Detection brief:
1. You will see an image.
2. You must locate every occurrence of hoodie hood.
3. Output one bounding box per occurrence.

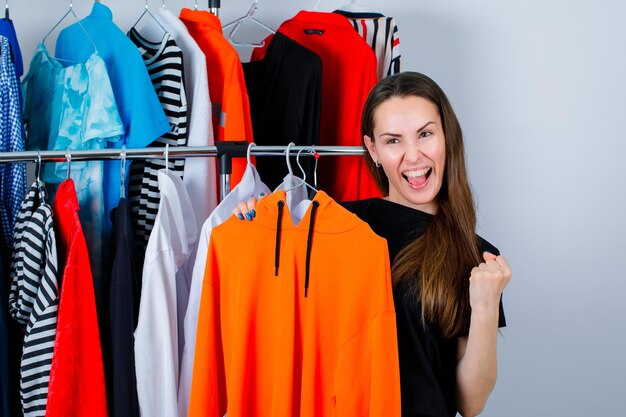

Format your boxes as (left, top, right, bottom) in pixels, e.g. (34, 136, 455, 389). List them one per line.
(255, 190, 363, 234)
(256, 190, 365, 298)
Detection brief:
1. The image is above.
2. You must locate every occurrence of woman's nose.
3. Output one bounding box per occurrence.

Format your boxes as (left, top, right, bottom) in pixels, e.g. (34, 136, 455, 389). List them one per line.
(404, 141, 422, 162)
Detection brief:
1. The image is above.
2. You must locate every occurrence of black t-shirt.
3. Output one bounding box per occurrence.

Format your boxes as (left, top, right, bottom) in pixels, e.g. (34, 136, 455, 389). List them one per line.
(340, 198, 506, 417)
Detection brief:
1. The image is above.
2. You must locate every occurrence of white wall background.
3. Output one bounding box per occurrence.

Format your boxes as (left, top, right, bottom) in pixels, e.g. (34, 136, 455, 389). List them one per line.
(10, 0, 626, 415)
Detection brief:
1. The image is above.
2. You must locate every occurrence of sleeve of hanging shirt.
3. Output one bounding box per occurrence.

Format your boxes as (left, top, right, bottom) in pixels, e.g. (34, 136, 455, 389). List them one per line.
(188, 234, 227, 417)
(125, 48, 171, 148)
(334, 240, 401, 417)
(134, 216, 180, 417)
(220, 58, 254, 187)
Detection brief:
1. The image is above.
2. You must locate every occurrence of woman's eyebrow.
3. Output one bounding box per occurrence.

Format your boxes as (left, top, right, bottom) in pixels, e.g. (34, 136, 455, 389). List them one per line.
(380, 121, 434, 137)
(416, 121, 435, 132)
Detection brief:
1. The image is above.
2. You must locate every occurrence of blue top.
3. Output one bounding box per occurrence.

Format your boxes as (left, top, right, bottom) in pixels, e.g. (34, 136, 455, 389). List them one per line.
(0, 19, 22, 78)
(54, 2, 170, 237)
(0, 36, 25, 252)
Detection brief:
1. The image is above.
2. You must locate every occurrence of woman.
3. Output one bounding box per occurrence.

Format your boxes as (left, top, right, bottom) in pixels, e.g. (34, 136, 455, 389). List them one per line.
(235, 71, 511, 417)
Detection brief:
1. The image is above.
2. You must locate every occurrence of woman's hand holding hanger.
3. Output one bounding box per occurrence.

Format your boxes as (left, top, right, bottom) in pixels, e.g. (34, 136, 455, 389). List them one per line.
(233, 194, 265, 221)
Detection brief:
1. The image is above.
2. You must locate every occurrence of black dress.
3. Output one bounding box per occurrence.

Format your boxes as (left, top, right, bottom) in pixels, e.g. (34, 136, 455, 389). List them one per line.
(341, 198, 506, 417)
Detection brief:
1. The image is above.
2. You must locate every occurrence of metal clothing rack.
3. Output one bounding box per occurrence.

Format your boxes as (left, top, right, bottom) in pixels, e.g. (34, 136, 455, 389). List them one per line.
(0, 143, 367, 199)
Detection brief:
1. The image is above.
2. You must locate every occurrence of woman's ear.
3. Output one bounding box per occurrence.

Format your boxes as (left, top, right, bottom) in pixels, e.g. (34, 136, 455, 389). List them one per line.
(363, 135, 378, 162)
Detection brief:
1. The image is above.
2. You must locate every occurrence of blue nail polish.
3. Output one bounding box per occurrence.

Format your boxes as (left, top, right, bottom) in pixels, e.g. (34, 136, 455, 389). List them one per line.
(245, 213, 251, 221)
(237, 213, 244, 220)
(250, 209, 256, 218)
(260, 192, 265, 197)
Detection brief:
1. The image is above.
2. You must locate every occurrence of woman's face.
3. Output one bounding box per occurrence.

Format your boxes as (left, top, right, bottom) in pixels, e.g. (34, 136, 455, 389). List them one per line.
(364, 95, 446, 214)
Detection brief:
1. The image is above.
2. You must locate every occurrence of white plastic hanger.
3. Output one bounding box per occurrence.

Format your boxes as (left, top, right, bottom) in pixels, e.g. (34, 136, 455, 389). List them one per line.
(299, 147, 319, 190)
(285, 147, 318, 194)
(131, 0, 167, 34)
(281, 145, 319, 225)
(43, 1, 98, 56)
(222, 0, 275, 48)
(285, 142, 295, 177)
(246, 142, 256, 165)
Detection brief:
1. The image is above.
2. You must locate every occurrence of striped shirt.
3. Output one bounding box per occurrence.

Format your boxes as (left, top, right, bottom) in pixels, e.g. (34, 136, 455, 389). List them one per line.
(128, 29, 188, 256)
(8, 180, 59, 417)
(334, 9, 401, 79)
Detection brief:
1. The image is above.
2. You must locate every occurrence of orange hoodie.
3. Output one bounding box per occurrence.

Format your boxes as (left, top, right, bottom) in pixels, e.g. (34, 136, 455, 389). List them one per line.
(180, 8, 253, 188)
(189, 190, 400, 417)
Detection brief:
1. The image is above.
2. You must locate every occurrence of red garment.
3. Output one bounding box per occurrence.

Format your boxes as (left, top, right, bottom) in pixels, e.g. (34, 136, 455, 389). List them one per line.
(180, 8, 254, 189)
(253, 11, 381, 201)
(46, 180, 108, 417)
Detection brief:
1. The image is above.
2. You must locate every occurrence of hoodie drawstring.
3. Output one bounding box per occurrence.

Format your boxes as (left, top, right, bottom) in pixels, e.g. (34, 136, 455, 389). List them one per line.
(304, 201, 320, 298)
(275, 201, 285, 276)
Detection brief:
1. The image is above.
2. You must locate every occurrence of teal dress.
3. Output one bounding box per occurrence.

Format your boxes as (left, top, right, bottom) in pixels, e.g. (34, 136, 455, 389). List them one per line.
(22, 43, 124, 285)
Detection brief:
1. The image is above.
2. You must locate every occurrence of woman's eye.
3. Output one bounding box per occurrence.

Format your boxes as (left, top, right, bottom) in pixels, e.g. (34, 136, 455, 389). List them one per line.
(385, 138, 399, 144)
(420, 131, 432, 138)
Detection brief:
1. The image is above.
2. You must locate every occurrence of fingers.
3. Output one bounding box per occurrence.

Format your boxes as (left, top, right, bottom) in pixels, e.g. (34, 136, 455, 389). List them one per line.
(493, 254, 511, 274)
(483, 251, 497, 262)
(473, 253, 512, 288)
(232, 194, 265, 221)
(233, 200, 251, 220)
(493, 255, 512, 285)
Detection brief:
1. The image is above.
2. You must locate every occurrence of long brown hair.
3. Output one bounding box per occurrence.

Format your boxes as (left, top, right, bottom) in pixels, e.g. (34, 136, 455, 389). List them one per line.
(362, 72, 481, 337)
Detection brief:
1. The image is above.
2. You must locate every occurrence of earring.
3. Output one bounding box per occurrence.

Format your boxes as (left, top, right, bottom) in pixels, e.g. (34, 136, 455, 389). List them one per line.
(375, 160, 380, 168)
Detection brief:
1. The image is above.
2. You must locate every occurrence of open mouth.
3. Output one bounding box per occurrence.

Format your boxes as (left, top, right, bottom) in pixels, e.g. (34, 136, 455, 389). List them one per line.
(402, 168, 432, 188)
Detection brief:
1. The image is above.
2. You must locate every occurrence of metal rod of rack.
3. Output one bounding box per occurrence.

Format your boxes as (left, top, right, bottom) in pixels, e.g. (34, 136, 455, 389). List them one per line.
(0, 145, 366, 163)
(0, 145, 368, 197)
(209, 0, 220, 16)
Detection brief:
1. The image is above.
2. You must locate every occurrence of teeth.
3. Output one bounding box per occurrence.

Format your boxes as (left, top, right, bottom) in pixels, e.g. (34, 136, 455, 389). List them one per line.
(403, 168, 431, 177)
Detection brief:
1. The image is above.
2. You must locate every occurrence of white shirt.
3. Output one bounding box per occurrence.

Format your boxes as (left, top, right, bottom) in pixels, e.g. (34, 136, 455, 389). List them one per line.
(142, 9, 218, 223)
(178, 162, 270, 417)
(135, 170, 199, 417)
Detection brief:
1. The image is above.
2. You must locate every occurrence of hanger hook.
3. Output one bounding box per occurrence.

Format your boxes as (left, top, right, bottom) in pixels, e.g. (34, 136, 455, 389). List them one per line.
(296, 148, 308, 184)
(120, 145, 127, 198)
(162, 0, 166, 8)
(312, 147, 319, 188)
(194, 0, 198, 10)
(164, 143, 170, 172)
(285, 142, 294, 176)
(246, 142, 256, 165)
(65, 147, 72, 179)
(35, 149, 42, 182)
